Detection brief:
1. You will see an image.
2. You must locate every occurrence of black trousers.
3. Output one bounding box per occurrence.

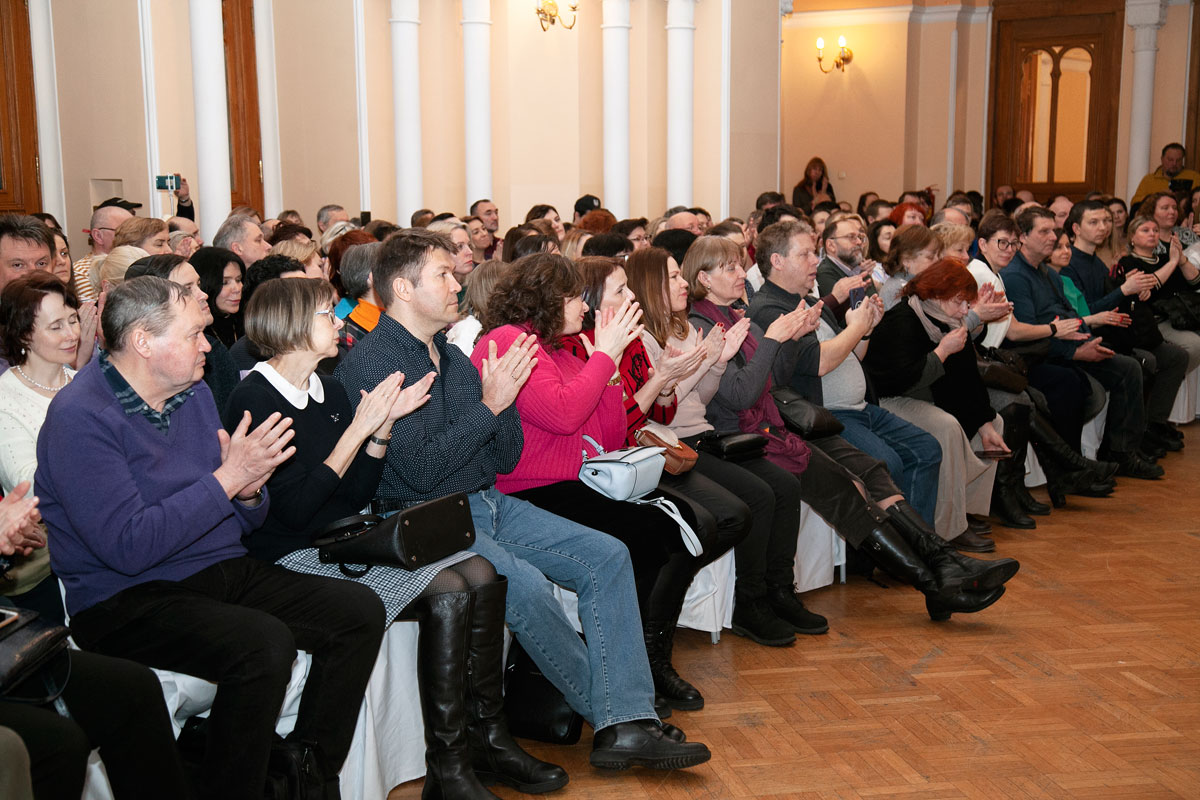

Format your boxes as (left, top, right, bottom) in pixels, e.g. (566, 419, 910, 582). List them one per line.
(1075, 352, 1145, 453)
(1027, 362, 1091, 449)
(802, 435, 902, 547)
(0, 650, 188, 800)
(69, 557, 386, 800)
(1135, 340, 1189, 424)
(677, 446, 802, 598)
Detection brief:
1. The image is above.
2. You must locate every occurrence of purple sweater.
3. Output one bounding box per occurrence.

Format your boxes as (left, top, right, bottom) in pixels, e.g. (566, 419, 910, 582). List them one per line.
(35, 361, 268, 616)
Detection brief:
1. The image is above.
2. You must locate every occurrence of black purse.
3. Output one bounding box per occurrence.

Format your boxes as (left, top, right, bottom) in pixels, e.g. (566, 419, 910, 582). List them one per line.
(0, 607, 72, 704)
(502, 638, 583, 745)
(694, 431, 768, 462)
(770, 386, 844, 439)
(313, 493, 475, 577)
(976, 347, 1029, 393)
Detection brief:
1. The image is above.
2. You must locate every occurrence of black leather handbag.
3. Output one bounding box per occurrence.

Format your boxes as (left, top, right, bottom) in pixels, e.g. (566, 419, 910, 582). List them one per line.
(0, 607, 72, 704)
(313, 493, 475, 577)
(694, 431, 768, 462)
(770, 386, 844, 439)
(502, 638, 583, 745)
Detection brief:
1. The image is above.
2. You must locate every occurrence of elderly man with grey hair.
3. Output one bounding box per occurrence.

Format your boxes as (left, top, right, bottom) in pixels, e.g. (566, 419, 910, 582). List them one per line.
(72, 204, 133, 302)
(213, 214, 271, 268)
(34, 276, 385, 798)
(316, 204, 349, 234)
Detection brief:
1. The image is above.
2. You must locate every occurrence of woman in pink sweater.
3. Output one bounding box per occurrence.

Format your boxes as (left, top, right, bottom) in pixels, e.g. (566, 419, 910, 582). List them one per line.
(470, 253, 712, 714)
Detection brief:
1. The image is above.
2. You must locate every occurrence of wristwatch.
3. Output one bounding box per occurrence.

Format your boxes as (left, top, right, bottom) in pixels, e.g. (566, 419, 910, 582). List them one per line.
(1049, 321, 1058, 336)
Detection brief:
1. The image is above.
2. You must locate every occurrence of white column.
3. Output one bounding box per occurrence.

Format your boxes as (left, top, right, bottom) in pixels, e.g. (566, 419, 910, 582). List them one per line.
(253, 0, 284, 218)
(189, 0, 232, 241)
(718, 0, 732, 219)
(461, 0, 492, 211)
(602, 0, 631, 219)
(353, 0, 372, 216)
(27, 0, 66, 226)
(390, 0, 423, 224)
(665, 0, 696, 209)
(1125, 0, 1167, 198)
(137, 0, 161, 218)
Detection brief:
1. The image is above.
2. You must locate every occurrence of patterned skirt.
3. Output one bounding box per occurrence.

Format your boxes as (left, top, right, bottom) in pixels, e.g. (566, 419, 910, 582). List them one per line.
(276, 547, 477, 620)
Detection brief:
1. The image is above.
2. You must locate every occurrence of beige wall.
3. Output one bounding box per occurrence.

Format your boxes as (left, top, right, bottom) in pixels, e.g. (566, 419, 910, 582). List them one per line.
(731, 2, 784, 218)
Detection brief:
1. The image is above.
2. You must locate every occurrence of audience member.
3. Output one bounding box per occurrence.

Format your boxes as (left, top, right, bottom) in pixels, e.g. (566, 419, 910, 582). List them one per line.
(73, 204, 133, 302)
(792, 157, 836, 213)
(214, 213, 272, 268)
(316, 204, 349, 234)
(524, 205, 566, 241)
(1131, 143, 1200, 207)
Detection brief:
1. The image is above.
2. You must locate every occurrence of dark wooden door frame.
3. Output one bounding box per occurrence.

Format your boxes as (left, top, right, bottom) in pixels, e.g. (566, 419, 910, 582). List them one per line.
(988, 0, 1124, 202)
(1186, 1, 1199, 166)
(0, 0, 42, 214)
(222, 0, 264, 216)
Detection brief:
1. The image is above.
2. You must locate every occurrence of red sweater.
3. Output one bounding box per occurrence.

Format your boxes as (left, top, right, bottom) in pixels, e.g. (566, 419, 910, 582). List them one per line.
(565, 333, 676, 446)
(471, 324, 624, 493)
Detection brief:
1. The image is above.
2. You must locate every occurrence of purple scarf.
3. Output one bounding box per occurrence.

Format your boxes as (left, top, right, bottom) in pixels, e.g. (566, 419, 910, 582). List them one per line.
(690, 299, 810, 474)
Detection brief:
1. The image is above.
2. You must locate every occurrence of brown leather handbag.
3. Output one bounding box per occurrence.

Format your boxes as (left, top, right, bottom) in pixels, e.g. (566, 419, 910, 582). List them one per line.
(634, 422, 699, 475)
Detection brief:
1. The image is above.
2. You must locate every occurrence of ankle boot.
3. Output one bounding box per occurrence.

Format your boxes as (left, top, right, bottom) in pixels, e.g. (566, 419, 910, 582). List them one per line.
(464, 578, 568, 794)
(925, 585, 1007, 621)
(1029, 410, 1118, 481)
(417, 591, 501, 800)
(885, 501, 1020, 593)
(992, 404, 1039, 528)
(644, 622, 703, 710)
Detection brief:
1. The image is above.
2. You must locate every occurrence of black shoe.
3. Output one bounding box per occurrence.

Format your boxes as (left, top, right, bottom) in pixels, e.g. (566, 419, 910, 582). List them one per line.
(766, 586, 829, 635)
(1115, 452, 1164, 480)
(590, 720, 711, 770)
(731, 597, 796, 647)
(661, 723, 686, 742)
(653, 694, 672, 720)
(990, 485, 1036, 529)
(885, 502, 1019, 593)
(950, 529, 996, 553)
(1149, 421, 1184, 442)
(1016, 485, 1051, 516)
(1144, 427, 1183, 452)
(925, 585, 1007, 621)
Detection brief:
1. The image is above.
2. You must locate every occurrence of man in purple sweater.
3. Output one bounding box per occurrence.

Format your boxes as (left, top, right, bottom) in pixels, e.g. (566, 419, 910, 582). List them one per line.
(35, 277, 385, 799)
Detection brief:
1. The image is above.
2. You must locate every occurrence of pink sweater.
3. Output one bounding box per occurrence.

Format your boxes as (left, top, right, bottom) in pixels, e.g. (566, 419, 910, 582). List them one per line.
(471, 324, 625, 493)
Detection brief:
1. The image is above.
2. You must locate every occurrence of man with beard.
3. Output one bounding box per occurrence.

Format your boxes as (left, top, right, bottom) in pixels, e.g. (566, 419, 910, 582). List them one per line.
(816, 216, 877, 302)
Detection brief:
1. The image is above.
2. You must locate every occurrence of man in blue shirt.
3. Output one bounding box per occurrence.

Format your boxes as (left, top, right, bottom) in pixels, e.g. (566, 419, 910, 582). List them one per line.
(1001, 207, 1162, 479)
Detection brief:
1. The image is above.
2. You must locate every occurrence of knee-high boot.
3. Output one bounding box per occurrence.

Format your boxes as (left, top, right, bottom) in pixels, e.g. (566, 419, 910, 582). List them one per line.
(464, 578, 568, 794)
(886, 501, 1020, 593)
(1028, 409, 1117, 507)
(992, 404, 1038, 528)
(643, 553, 706, 711)
(417, 591, 500, 800)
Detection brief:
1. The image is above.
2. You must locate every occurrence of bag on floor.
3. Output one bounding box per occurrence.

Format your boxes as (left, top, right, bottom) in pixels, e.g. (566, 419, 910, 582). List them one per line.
(502, 638, 583, 745)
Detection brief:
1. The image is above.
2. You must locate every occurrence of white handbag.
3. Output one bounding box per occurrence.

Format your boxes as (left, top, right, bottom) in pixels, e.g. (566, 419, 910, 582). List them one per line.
(578, 435, 703, 557)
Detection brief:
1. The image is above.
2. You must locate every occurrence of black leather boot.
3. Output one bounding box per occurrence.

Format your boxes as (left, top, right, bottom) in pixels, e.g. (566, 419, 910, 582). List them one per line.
(859, 526, 939, 593)
(644, 621, 704, 711)
(465, 578, 568, 794)
(1029, 410, 1119, 481)
(417, 591, 501, 800)
(886, 501, 1020, 593)
(992, 404, 1038, 528)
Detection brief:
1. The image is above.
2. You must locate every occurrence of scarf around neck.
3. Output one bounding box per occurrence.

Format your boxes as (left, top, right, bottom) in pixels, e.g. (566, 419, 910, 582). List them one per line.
(908, 294, 963, 344)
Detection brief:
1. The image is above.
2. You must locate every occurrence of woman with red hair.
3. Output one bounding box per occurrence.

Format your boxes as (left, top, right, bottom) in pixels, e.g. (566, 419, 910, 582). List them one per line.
(888, 202, 928, 229)
(863, 260, 1010, 554)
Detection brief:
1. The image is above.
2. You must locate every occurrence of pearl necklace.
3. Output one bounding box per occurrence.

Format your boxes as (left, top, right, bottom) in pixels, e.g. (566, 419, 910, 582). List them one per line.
(14, 364, 70, 392)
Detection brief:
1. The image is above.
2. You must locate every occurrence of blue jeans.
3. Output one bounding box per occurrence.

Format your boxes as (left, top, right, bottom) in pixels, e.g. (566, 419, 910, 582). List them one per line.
(465, 488, 655, 730)
(832, 404, 941, 526)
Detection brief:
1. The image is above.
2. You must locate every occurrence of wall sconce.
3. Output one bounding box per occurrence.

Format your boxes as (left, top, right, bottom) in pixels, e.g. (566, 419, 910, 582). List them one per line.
(536, 0, 577, 31)
(816, 36, 853, 73)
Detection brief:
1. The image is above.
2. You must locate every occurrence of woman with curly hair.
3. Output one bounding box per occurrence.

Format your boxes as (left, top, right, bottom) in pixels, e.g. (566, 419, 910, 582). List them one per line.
(471, 253, 713, 711)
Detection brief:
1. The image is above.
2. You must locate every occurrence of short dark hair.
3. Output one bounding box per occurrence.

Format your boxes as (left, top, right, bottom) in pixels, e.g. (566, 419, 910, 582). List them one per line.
(1015, 206, 1055, 235)
(759, 204, 805, 232)
(483, 253, 582, 344)
(524, 204, 558, 224)
(687, 207, 711, 219)
(244, 253, 305, 303)
(581, 232, 633, 257)
(469, 199, 493, 216)
(611, 218, 648, 238)
(125, 253, 187, 281)
(410, 208, 434, 227)
(755, 191, 785, 210)
(268, 222, 313, 246)
(865, 199, 893, 219)
(0, 214, 54, 257)
(509, 234, 558, 261)
(373, 228, 455, 306)
(102, 276, 189, 353)
(0, 272, 79, 365)
(976, 209, 1019, 242)
(1163, 142, 1186, 157)
(706, 221, 742, 238)
(651, 229, 697, 267)
(1065, 199, 1107, 240)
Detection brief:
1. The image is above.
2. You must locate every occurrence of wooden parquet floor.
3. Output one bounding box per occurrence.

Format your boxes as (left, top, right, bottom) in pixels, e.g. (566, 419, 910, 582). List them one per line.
(389, 426, 1200, 799)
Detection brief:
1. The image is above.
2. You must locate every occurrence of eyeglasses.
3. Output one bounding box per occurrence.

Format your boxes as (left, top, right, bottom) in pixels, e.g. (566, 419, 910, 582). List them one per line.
(832, 233, 867, 242)
(314, 309, 335, 319)
(991, 238, 1019, 251)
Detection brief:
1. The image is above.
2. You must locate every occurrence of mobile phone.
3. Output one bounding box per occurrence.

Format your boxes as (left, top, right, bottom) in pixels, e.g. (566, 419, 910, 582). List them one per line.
(974, 449, 1014, 460)
(155, 174, 180, 192)
(849, 286, 867, 309)
(0, 607, 19, 632)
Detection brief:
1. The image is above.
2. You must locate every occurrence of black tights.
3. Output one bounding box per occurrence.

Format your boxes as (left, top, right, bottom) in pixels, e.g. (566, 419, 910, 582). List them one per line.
(406, 555, 498, 611)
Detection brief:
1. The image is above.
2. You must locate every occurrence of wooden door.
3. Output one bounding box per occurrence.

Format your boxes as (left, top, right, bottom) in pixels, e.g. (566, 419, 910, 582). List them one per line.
(989, 0, 1124, 201)
(0, 0, 42, 214)
(222, 0, 264, 215)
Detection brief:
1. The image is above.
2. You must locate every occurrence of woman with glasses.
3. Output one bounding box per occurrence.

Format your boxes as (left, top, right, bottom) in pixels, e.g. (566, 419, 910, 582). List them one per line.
(879, 225, 941, 310)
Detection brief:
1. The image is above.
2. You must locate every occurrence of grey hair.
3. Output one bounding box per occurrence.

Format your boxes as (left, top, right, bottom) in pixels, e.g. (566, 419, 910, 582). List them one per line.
(339, 241, 380, 301)
(212, 214, 257, 251)
(317, 204, 345, 228)
(101, 276, 190, 353)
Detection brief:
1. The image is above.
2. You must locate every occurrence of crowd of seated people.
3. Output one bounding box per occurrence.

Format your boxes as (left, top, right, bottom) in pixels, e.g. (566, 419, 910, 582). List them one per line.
(2, 144, 1200, 796)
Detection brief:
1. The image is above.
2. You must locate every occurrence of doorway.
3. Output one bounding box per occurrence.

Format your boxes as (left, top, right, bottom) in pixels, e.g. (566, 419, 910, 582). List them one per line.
(222, 0, 264, 215)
